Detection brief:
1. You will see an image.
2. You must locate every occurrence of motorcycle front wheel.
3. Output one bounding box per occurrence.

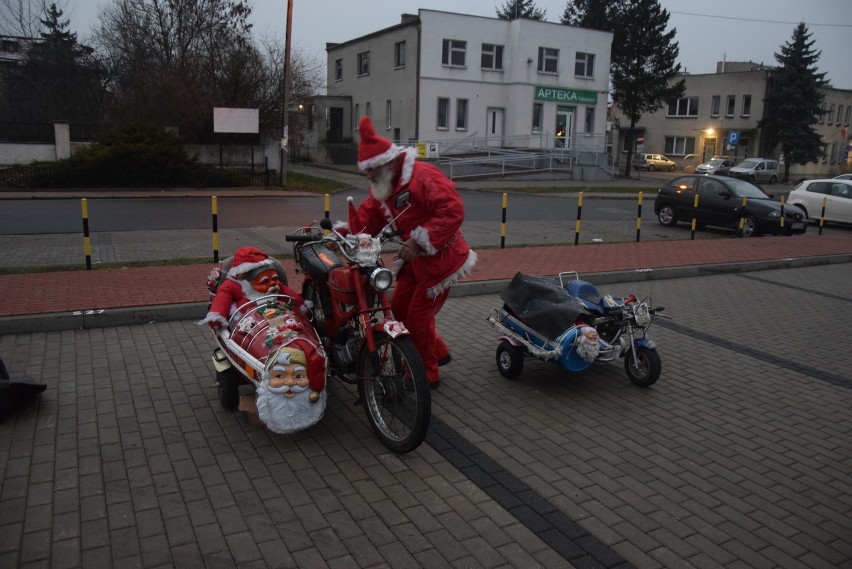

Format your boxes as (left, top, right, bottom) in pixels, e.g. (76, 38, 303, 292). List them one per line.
(624, 346, 661, 387)
(357, 333, 430, 453)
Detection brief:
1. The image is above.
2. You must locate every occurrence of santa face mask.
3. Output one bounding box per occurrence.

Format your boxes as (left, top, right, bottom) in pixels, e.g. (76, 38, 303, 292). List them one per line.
(256, 348, 326, 434)
(251, 269, 281, 295)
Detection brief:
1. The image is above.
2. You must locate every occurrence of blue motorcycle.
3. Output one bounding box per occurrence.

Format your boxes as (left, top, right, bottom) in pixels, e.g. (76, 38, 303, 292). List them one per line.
(486, 272, 666, 387)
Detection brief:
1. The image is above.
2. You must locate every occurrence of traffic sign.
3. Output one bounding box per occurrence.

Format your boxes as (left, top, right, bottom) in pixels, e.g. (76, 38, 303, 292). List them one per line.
(728, 131, 740, 146)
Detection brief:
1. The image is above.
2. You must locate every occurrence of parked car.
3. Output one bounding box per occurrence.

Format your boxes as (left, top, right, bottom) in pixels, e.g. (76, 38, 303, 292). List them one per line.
(632, 153, 677, 172)
(786, 178, 852, 225)
(695, 158, 735, 176)
(654, 175, 807, 237)
(833, 173, 852, 180)
(728, 158, 779, 184)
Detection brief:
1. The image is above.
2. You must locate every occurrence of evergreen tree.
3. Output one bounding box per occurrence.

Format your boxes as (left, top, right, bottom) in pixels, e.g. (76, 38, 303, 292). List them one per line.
(758, 23, 826, 183)
(562, 0, 684, 176)
(495, 0, 546, 20)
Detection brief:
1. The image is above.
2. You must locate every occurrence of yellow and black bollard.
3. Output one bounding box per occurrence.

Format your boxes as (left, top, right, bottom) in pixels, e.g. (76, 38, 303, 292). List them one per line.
(819, 196, 827, 235)
(779, 195, 785, 231)
(635, 191, 643, 242)
(211, 196, 219, 263)
(81, 198, 92, 270)
(738, 196, 748, 236)
(574, 192, 583, 245)
(324, 193, 331, 221)
(690, 194, 699, 240)
(500, 193, 508, 249)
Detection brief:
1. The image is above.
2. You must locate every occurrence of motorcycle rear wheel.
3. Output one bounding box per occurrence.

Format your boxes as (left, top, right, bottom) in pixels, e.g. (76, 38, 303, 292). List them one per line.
(624, 346, 661, 387)
(357, 333, 430, 453)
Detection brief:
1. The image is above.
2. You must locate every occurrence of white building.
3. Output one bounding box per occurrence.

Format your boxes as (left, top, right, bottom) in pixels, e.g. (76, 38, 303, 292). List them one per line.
(304, 9, 613, 169)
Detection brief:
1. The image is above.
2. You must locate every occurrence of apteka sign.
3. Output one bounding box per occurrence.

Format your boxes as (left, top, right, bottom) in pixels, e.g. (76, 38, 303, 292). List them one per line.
(534, 86, 597, 105)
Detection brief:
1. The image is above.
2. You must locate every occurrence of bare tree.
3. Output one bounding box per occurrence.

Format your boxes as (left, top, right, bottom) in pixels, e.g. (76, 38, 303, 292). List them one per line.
(0, 0, 49, 36)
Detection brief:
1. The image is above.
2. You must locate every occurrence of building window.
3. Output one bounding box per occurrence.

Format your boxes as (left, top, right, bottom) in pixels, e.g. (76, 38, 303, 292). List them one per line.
(827, 104, 834, 124)
(575, 52, 594, 78)
(394, 41, 406, 68)
(456, 99, 468, 130)
(357, 51, 369, 76)
(837, 105, 843, 125)
(710, 95, 720, 117)
(584, 107, 594, 133)
(365, 102, 371, 117)
(664, 136, 696, 156)
(667, 97, 698, 117)
(442, 39, 466, 67)
(741, 95, 751, 117)
(532, 103, 543, 133)
(846, 106, 851, 125)
(334, 59, 342, 81)
(537, 47, 558, 73)
(307, 105, 314, 130)
(481, 43, 504, 70)
(725, 95, 735, 117)
(437, 98, 450, 129)
(354, 103, 359, 127)
(386, 100, 392, 130)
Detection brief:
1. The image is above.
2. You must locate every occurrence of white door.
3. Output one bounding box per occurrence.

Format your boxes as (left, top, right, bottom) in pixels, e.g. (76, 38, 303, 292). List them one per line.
(555, 107, 574, 148)
(486, 108, 504, 147)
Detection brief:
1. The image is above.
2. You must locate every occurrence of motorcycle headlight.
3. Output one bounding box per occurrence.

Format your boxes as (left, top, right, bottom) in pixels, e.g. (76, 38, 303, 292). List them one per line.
(370, 267, 393, 291)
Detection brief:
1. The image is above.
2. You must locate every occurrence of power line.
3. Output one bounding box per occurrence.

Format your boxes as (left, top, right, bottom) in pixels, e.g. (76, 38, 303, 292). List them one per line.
(669, 10, 852, 28)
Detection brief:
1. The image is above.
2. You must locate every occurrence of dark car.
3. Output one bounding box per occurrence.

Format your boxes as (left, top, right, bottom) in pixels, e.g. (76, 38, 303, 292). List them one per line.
(654, 175, 807, 237)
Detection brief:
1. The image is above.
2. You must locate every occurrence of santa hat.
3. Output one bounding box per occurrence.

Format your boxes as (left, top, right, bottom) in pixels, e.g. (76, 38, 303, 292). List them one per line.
(264, 342, 326, 394)
(227, 246, 273, 278)
(357, 116, 401, 171)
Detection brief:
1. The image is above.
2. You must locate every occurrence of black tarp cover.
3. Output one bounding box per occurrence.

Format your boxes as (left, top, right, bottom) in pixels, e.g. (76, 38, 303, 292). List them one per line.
(500, 273, 594, 340)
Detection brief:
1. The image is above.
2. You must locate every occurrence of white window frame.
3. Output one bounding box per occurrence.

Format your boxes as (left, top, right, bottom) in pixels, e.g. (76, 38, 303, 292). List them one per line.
(442, 39, 466, 67)
(357, 51, 369, 76)
(386, 100, 392, 130)
(537, 47, 558, 73)
(837, 105, 843, 125)
(455, 99, 468, 130)
(394, 41, 406, 69)
(365, 102, 371, 118)
(575, 52, 594, 78)
(481, 43, 504, 71)
(334, 59, 342, 81)
(725, 95, 735, 117)
(710, 95, 720, 117)
(741, 95, 751, 118)
(437, 97, 450, 129)
(827, 104, 834, 124)
(667, 97, 698, 117)
(584, 107, 595, 133)
(664, 136, 695, 156)
(532, 103, 543, 133)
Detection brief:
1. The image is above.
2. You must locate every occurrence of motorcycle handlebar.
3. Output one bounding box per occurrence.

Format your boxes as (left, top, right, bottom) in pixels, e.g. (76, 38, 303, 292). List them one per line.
(284, 234, 319, 242)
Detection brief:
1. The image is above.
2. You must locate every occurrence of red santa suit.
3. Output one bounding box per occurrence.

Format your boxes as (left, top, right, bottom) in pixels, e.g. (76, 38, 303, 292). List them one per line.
(349, 117, 477, 386)
(199, 246, 304, 330)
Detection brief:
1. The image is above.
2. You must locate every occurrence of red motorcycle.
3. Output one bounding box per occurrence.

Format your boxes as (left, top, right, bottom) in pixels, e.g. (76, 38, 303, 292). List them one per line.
(285, 217, 430, 453)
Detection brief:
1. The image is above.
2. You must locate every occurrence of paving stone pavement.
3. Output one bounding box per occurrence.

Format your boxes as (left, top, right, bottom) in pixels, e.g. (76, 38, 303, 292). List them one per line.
(2, 261, 852, 568)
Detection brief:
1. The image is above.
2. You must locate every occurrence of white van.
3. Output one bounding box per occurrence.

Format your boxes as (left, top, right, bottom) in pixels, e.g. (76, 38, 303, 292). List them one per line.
(729, 158, 779, 184)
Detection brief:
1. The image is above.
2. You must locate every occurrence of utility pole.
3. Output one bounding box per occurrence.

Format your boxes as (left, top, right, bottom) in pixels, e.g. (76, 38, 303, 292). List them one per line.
(281, 0, 293, 188)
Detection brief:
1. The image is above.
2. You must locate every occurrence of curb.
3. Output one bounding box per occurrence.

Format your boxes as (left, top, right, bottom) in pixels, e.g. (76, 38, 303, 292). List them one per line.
(3, 253, 849, 335)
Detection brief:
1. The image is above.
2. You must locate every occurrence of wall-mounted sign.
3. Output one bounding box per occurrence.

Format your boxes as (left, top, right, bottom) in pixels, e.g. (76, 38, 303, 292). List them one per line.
(534, 86, 598, 105)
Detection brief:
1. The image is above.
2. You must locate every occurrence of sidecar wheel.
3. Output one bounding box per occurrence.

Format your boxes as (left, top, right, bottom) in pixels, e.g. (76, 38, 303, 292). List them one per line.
(496, 341, 524, 380)
(624, 346, 661, 387)
(217, 368, 240, 410)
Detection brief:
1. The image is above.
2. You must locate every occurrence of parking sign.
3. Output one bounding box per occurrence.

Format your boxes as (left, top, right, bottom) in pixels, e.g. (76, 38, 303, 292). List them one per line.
(728, 131, 740, 146)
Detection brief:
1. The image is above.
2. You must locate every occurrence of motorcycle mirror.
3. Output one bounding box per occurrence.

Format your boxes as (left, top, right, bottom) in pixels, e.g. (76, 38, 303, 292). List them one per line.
(320, 218, 333, 230)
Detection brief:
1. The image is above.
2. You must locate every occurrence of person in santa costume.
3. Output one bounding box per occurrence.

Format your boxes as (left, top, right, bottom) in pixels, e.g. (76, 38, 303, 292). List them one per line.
(198, 246, 304, 330)
(344, 116, 477, 388)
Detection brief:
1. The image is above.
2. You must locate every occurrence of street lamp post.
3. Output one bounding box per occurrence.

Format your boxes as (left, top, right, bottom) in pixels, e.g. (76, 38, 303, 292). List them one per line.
(281, 0, 294, 188)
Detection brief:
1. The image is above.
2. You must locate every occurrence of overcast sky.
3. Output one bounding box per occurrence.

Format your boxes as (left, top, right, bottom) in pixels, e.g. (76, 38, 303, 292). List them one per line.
(69, 0, 852, 90)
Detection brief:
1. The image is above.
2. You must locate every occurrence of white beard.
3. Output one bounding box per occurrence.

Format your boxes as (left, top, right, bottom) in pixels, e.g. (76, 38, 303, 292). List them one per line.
(256, 381, 326, 434)
(370, 166, 395, 201)
(239, 279, 280, 302)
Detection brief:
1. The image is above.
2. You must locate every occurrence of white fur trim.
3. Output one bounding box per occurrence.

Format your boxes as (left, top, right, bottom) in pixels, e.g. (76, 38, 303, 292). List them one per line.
(358, 144, 402, 171)
(227, 259, 273, 278)
(410, 226, 437, 256)
(332, 220, 350, 232)
(426, 249, 477, 298)
(197, 312, 229, 328)
(400, 148, 416, 185)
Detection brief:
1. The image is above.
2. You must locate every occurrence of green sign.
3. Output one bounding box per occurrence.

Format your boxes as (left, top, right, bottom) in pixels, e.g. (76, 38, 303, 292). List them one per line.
(534, 86, 597, 105)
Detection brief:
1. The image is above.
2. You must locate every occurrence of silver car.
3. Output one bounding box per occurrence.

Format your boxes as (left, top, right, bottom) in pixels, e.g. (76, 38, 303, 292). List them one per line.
(695, 158, 734, 176)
